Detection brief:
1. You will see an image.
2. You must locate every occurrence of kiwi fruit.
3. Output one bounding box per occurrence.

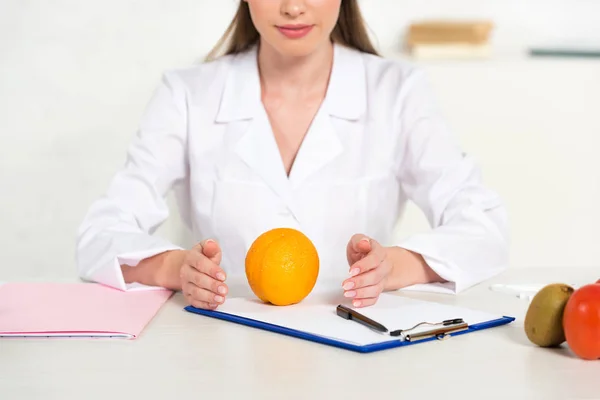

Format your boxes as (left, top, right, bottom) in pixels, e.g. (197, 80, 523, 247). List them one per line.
(524, 283, 574, 347)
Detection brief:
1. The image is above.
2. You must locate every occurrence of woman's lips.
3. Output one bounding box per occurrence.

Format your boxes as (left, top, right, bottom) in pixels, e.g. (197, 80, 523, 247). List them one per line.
(276, 24, 314, 39)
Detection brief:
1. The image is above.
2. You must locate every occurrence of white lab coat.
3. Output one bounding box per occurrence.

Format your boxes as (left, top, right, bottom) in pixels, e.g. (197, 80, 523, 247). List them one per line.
(76, 43, 508, 294)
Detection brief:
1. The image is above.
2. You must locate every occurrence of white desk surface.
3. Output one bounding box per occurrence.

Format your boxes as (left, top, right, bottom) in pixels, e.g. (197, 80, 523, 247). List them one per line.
(1, 267, 599, 399)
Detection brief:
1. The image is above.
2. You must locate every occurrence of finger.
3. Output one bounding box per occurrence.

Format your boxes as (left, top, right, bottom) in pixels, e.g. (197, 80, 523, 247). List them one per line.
(343, 259, 390, 291)
(200, 239, 222, 265)
(350, 234, 372, 254)
(181, 264, 228, 297)
(183, 281, 226, 305)
(344, 282, 383, 301)
(184, 293, 218, 310)
(186, 249, 227, 282)
(348, 250, 382, 277)
(347, 240, 386, 276)
(346, 234, 372, 264)
(350, 296, 379, 308)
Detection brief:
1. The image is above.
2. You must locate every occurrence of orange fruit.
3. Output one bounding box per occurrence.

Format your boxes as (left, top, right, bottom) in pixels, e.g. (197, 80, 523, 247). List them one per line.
(245, 227, 319, 306)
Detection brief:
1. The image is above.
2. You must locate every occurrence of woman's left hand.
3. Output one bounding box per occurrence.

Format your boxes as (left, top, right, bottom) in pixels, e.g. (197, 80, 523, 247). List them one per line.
(342, 234, 393, 308)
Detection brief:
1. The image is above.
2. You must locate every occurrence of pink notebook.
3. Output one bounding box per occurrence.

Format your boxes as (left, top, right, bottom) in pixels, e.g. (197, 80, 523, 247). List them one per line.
(0, 282, 173, 339)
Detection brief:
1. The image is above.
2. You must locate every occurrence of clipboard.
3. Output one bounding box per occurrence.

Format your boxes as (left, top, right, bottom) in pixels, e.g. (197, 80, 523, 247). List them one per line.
(183, 292, 515, 353)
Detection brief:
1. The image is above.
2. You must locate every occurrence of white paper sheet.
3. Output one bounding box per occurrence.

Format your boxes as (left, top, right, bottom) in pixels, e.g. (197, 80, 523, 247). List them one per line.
(215, 290, 506, 346)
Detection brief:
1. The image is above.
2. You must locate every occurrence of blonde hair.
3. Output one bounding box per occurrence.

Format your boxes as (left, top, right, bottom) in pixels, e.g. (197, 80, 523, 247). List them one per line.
(205, 0, 379, 61)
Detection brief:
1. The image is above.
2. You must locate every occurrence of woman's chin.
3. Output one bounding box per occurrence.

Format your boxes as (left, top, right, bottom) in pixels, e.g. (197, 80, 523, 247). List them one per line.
(265, 38, 331, 59)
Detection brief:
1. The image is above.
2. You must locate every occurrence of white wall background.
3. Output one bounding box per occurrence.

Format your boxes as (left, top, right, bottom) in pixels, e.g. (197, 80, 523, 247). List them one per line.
(1, 0, 599, 281)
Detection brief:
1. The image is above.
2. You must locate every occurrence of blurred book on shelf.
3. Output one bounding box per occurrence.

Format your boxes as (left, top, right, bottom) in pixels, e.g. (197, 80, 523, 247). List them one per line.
(405, 20, 494, 60)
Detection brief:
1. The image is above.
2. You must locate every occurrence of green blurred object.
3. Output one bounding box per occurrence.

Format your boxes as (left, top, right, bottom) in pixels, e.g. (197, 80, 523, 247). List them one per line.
(529, 46, 600, 58)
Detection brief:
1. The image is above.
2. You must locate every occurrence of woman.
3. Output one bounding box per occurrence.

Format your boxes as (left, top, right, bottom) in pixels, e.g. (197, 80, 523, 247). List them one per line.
(76, 0, 508, 310)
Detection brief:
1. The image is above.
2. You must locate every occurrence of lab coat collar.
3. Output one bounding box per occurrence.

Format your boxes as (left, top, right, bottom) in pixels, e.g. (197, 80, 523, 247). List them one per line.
(215, 42, 367, 122)
(324, 42, 367, 120)
(215, 46, 261, 122)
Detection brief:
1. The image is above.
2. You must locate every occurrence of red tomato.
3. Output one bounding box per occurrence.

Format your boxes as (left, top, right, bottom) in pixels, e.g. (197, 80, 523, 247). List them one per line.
(563, 283, 600, 360)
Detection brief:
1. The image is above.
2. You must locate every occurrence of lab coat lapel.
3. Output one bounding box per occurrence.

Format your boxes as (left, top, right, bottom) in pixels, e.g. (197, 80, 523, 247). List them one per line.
(287, 107, 343, 185)
(289, 43, 367, 186)
(215, 47, 298, 217)
(214, 44, 367, 213)
(235, 112, 297, 211)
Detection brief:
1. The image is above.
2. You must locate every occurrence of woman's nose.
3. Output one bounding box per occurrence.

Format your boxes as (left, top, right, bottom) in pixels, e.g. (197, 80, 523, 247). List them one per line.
(280, 0, 307, 18)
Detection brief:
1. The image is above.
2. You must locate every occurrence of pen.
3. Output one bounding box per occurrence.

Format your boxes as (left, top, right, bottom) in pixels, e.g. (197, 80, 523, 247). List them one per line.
(402, 322, 469, 342)
(389, 318, 466, 337)
(336, 304, 388, 333)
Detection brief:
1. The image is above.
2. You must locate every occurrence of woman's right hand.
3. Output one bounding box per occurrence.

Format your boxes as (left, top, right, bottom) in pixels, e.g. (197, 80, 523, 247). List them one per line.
(179, 239, 228, 310)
